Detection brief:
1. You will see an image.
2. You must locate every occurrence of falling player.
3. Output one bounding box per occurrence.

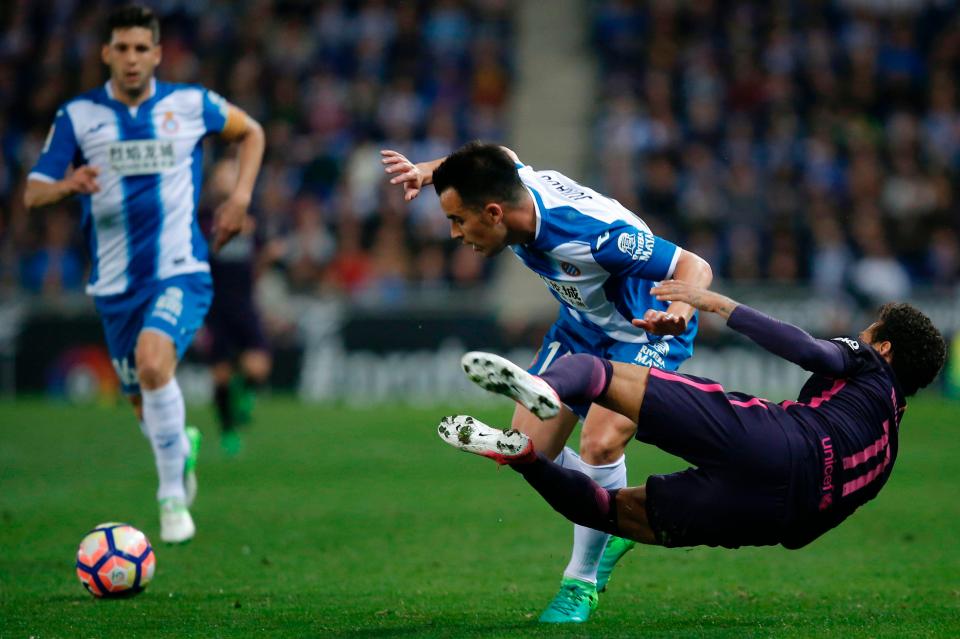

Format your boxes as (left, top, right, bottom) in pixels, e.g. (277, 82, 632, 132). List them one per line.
(441, 281, 945, 558)
(24, 4, 265, 542)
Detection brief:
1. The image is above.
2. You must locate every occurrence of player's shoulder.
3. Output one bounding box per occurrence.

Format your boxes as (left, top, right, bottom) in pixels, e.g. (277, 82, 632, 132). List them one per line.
(830, 336, 885, 369)
(830, 336, 863, 353)
(53, 86, 111, 130)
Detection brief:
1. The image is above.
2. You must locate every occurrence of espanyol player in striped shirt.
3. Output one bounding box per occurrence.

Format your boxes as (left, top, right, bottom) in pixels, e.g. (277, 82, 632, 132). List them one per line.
(383, 142, 713, 623)
(443, 283, 946, 554)
(24, 5, 264, 544)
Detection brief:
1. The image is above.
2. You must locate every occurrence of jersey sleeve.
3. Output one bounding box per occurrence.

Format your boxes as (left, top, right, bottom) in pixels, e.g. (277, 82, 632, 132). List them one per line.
(592, 221, 680, 281)
(201, 88, 229, 135)
(28, 106, 78, 182)
(828, 337, 873, 376)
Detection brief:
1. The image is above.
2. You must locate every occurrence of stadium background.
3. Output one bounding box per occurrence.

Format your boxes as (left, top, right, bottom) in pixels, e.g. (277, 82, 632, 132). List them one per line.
(1, 0, 957, 403)
(1, 2, 959, 637)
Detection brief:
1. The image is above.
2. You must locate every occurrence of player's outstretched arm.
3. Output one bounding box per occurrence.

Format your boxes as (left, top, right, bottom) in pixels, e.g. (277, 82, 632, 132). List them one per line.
(381, 150, 445, 202)
(212, 106, 265, 252)
(24, 166, 100, 209)
(649, 281, 847, 376)
(381, 145, 521, 202)
(634, 249, 713, 335)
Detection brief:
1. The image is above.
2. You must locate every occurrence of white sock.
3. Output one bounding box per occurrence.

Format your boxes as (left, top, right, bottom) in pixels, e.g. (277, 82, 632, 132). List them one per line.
(141, 378, 188, 501)
(562, 454, 628, 585)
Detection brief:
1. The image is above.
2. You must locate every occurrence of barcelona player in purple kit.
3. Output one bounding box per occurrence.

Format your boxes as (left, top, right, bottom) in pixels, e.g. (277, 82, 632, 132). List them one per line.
(201, 159, 272, 456)
(440, 280, 945, 555)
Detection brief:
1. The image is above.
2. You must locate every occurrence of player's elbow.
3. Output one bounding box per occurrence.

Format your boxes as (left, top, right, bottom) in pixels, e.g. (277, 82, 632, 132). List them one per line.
(677, 249, 713, 286)
(244, 116, 265, 143)
(23, 182, 41, 209)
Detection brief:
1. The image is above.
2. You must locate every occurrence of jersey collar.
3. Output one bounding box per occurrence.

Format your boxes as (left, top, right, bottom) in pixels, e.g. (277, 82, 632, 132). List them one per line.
(104, 77, 157, 116)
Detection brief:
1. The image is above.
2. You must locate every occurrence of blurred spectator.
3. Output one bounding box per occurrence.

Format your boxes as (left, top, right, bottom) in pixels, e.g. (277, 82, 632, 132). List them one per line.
(2, 0, 516, 302)
(589, 0, 960, 296)
(18, 207, 85, 296)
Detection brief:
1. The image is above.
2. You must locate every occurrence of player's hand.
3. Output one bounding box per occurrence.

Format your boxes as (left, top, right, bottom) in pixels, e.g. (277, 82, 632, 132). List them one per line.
(632, 309, 687, 336)
(381, 149, 425, 202)
(649, 281, 739, 320)
(64, 165, 100, 195)
(212, 194, 250, 252)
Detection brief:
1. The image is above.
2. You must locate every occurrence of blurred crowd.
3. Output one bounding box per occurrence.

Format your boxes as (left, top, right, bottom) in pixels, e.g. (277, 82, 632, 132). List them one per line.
(2, 0, 958, 314)
(591, 0, 960, 305)
(0, 0, 512, 305)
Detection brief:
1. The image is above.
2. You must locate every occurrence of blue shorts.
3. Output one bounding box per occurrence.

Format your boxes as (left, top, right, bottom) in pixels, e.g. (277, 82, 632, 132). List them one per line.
(638, 368, 817, 549)
(94, 273, 213, 395)
(528, 318, 692, 419)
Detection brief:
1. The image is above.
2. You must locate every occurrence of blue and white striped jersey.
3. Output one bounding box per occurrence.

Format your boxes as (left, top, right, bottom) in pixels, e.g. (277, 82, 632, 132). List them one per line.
(29, 79, 228, 296)
(512, 163, 696, 353)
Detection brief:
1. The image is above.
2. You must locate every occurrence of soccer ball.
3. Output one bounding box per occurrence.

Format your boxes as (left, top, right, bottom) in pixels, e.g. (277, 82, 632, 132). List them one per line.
(76, 522, 156, 598)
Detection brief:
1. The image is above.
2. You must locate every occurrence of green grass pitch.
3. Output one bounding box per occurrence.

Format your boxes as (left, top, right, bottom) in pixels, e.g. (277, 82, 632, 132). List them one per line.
(1, 396, 958, 638)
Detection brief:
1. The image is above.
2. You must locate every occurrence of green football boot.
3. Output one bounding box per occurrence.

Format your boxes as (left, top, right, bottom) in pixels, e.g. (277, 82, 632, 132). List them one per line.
(596, 535, 636, 592)
(184, 426, 202, 507)
(538, 577, 599, 623)
(220, 430, 242, 457)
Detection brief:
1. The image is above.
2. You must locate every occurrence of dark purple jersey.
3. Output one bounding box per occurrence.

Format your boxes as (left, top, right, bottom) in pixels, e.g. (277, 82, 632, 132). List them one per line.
(777, 337, 905, 548)
(726, 306, 906, 549)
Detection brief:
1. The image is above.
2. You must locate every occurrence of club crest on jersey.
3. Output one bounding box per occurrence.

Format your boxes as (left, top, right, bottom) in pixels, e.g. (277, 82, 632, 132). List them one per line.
(617, 231, 655, 262)
(161, 111, 179, 133)
(560, 261, 581, 277)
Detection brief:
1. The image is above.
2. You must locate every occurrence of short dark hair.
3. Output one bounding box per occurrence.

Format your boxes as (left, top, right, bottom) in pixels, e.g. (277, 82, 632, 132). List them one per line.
(432, 142, 526, 210)
(105, 4, 160, 44)
(872, 303, 946, 396)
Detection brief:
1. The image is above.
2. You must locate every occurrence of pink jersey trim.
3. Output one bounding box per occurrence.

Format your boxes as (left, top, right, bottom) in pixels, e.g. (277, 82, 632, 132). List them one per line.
(779, 379, 846, 409)
(842, 420, 890, 470)
(841, 445, 891, 497)
(648, 368, 774, 410)
(649, 367, 722, 391)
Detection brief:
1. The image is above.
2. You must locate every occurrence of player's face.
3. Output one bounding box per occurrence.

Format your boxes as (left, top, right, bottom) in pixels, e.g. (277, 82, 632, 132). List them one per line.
(439, 188, 508, 256)
(101, 27, 161, 99)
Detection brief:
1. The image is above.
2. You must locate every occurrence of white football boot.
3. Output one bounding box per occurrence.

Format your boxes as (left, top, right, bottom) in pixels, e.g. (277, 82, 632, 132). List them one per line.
(159, 497, 195, 544)
(460, 351, 561, 420)
(437, 415, 535, 464)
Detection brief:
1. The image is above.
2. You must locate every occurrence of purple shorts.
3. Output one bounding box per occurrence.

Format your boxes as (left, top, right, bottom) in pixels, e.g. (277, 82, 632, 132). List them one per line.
(637, 368, 817, 549)
(206, 300, 268, 363)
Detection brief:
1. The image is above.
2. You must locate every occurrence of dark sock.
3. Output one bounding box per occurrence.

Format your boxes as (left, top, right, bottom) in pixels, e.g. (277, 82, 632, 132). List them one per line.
(537, 353, 613, 405)
(511, 453, 621, 536)
(214, 383, 234, 433)
(241, 374, 265, 393)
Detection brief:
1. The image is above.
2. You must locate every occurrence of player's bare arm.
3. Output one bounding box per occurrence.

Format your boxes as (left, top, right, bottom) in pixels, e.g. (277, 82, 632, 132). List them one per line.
(381, 145, 520, 202)
(212, 105, 265, 252)
(633, 250, 714, 335)
(648, 280, 738, 320)
(24, 166, 101, 209)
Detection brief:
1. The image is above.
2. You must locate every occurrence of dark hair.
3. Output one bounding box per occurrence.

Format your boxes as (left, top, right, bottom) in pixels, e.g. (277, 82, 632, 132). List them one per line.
(872, 303, 946, 396)
(105, 4, 160, 43)
(432, 142, 526, 210)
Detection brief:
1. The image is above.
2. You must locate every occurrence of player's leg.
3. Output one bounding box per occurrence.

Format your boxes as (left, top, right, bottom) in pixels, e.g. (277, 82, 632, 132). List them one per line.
(211, 359, 239, 454)
(565, 405, 636, 594)
(137, 275, 213, 543)
(136, 329, 195, 543)
(462, 347, 634, 622)
(235, 347, 271, 423)
(438, 419, 657, 544)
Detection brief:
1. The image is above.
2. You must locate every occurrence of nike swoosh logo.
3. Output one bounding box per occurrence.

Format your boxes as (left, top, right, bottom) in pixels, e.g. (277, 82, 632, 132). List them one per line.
(87, 122, 107, 134)
(596, 231, 610, 250)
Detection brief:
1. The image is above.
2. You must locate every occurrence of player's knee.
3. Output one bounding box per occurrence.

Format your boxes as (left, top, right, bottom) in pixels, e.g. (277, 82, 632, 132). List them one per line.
(135, 350, 174, 389)
(579, 431, 627, 465)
